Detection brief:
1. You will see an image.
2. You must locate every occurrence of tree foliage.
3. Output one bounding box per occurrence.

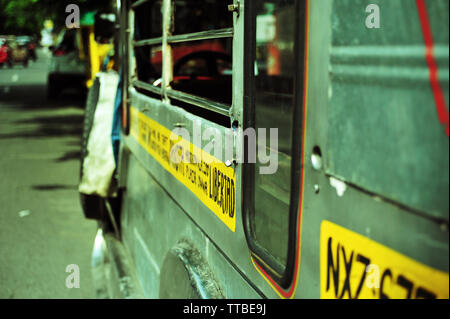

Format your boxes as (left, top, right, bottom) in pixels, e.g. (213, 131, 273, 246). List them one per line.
(0, 0, 112, 36)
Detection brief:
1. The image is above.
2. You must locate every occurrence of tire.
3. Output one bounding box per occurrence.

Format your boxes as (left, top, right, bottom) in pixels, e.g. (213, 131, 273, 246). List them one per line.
(23, 59, 28, 67)
(80, 193, 107, 221)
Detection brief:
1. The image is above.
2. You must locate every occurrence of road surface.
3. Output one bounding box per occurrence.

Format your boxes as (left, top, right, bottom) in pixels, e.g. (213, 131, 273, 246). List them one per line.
(0, 49, 98, 298)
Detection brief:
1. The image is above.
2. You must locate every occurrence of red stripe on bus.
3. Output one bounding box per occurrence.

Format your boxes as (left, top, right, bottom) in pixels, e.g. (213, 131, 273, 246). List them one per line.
(416, 0, 449, 137)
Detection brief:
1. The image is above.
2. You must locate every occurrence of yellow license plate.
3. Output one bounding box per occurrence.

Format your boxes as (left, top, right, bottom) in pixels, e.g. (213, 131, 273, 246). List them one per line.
(320, 221, 449, 299)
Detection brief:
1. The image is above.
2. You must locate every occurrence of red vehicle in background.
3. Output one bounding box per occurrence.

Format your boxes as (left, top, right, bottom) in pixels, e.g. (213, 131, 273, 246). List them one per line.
(0, 37, 29, 68)
(17, 36, 37, 61)
(146, 41, 232, 104)
(0, 38, 8, 67)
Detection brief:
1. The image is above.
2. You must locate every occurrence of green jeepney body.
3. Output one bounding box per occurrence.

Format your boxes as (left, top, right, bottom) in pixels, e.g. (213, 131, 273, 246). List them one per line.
(110, 0, 449, 298)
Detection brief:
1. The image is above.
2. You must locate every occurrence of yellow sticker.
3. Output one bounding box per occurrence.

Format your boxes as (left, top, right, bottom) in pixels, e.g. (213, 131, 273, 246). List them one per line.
(320, 220, 449, 299)
(129, 107, 236, 232)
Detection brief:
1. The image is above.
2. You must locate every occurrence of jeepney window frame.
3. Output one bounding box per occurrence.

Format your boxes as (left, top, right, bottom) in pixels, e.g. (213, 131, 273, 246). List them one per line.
(128, 0, 234, 119)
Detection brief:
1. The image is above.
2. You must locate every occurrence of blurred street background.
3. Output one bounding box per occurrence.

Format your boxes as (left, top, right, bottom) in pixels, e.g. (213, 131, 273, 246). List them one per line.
(0, 48, 97, 298)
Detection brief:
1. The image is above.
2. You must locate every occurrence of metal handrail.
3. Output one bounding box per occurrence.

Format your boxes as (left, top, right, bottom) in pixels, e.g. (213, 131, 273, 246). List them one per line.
(131, 0, 150, 10)
(134, 37, 163, 47)
(166, 89, 231, 117)
(133, 80, 163, 95)
(168, 28, 233, 44)
(133, 28, 233, 47)
(133, 80, 231, 117)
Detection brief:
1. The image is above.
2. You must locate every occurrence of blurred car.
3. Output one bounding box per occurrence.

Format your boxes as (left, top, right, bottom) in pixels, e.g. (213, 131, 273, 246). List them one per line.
(2, 38, 29, 68)
(16, 36, 30, 46)
(17, 35, 37, 61)
(47, 29, 86, 98)
(0, 38, 7, 67)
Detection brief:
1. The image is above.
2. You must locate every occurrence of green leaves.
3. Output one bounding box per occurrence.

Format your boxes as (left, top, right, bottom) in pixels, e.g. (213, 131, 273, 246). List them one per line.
(0, 0, 112, 35)
(0, 0, 46, 35)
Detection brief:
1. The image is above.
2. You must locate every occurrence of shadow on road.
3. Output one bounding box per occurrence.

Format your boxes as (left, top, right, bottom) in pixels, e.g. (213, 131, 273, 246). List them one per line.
(0, 114, 84, 140)
(0, 83, 86, 110)
(31, 184, 79, 191)
(55, 150, 81, 162)
(0, 82, 86, 162)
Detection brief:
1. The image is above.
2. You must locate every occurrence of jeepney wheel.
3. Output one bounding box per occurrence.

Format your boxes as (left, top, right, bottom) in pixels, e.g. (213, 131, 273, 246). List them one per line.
(23, 59, 28, 67)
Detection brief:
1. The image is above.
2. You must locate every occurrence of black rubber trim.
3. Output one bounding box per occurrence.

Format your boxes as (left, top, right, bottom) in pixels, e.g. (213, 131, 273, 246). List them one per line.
(242, 0, 307, 290)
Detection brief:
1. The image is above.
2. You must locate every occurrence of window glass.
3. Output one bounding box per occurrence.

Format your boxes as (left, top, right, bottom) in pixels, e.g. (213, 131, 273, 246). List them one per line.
(169, 0, 233, 106)
(252, 0, 296, 267)
(133, 0, 163, 84)
(170, 39, 232, 105)
(173, 0, 232, 34)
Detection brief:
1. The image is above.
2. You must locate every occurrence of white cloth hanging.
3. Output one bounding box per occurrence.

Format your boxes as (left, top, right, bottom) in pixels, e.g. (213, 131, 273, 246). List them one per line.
(79, 71, 119, 197)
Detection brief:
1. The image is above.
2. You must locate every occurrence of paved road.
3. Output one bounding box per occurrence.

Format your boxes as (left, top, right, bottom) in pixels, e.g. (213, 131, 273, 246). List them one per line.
(0, 49, 98, 298)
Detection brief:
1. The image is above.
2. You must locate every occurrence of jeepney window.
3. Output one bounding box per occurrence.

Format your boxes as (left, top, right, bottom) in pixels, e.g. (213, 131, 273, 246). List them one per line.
(169, 0, 233, 107)
(249, 0, 297, 272)
(172, 1, 232, 35)
(131, 0, 233, 122)
(170, 41, 232, 105)
(133, 0, 163, 84)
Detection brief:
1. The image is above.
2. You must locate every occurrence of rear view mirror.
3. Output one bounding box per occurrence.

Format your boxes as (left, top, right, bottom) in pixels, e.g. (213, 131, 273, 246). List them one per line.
(94, 11, 116, 44)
